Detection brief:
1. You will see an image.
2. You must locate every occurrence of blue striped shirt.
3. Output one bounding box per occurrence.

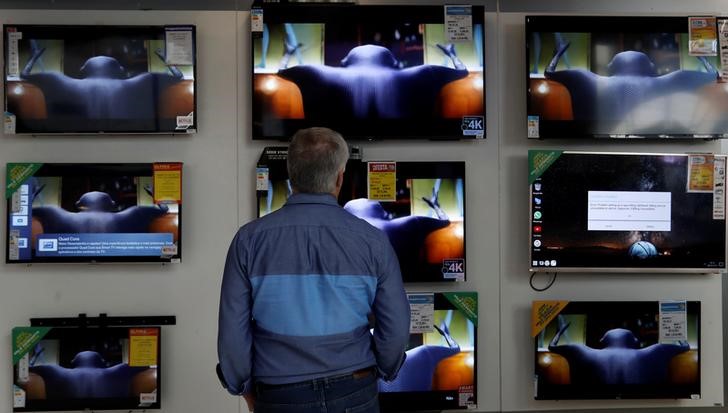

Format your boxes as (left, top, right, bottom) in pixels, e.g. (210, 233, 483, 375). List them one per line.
(217, 193, 410, 395)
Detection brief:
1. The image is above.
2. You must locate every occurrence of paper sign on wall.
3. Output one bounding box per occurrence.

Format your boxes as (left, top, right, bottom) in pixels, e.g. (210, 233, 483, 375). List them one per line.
(659, 301, 687, 343)
(688, 16, 718, 56)
(153, 162, 183, 204)
(367, 162, 396, 202)
(129, 328, 159, 367)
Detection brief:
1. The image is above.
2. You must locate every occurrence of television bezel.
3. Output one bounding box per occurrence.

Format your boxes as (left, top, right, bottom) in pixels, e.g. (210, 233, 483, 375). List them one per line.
(12, 325, 163, 412)
(250, 2, 486, 141)
(525, 15, 726, 140)
(2, 24, 198, 135)
(528, 151, 727, 274)
(533, 300, 701, 400)
(5, 162, 183, 264)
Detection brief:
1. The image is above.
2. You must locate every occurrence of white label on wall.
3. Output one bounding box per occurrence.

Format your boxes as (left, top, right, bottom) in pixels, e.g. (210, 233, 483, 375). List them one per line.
(165, 28, 194, 66)
(714, 156, 726, 220)
(251, 9, 264, 33)
(445, 5, 472, 43)
(408, 293, 435, 333)
(659, 300, 687, 343)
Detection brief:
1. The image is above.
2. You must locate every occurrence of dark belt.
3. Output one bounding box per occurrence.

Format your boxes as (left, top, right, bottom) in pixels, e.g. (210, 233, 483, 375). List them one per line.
(256, 366, 376, 391)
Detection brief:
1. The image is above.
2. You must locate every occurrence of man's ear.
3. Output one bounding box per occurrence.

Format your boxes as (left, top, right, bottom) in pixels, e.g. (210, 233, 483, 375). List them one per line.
(336, 169, 345, 188)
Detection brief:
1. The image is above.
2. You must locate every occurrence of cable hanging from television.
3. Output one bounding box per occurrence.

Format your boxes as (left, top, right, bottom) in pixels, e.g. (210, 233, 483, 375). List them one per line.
(530, 271, 558, 292)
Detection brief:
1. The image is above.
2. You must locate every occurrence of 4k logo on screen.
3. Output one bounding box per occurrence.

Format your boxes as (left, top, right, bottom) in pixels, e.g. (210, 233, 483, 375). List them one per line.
(461, 116, 484, 137)
(442, 259, 465, 280)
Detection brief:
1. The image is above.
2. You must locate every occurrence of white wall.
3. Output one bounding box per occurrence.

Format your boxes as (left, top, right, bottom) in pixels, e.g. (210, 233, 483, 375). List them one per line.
(0, 4, 725, 413)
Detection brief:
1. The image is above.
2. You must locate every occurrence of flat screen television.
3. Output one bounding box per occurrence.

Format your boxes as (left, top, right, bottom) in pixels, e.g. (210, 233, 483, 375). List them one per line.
(257, 147, 466, 282)
(251, 3, 485, 140)
(380, 292, 477, 410)
(529, 151, 726, 273)
(526, 16, 727, 139)
(4, 24, 196, 134)
(12, 325, 162, 411)
(6, 163, 182, 263)
(533, 300, 700, 400)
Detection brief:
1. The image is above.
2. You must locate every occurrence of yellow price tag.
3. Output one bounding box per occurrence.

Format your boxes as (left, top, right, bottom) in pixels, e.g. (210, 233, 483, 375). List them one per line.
(532, 301, 569, 337)
(129, 328, 159, 367)
(367, 162, 397, 202)
(153, 162, 183, 204)
(687, 154, 714, 193)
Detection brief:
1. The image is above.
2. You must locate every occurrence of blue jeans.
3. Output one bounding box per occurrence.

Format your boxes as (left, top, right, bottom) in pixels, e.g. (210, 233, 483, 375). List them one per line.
(254, 368, 379, 413)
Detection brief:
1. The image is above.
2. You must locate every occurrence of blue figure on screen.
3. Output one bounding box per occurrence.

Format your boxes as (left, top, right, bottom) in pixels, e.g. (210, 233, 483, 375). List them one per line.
(277, 43, 468, 119)
(548, 322, 689, 384)
(258, 23, 303, 69)
(32, 188, 168, 234)
(379, 315, 460, 392)
(30, 351, 149, 399)
(628, 240, 658, 259)
(20, 41, 184, 121)
(544, 42, 718, 125)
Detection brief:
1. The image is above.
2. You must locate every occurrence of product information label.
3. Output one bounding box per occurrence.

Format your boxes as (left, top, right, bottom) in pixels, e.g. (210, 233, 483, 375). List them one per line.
(687, 154, 715, 192)
(13, 385, 25, 408)
(689, 16, 718, 56)
(367, 162, 396, 202)
(531, 301, 569, 337)
(256, 167, 269, 191)
(659, 300, 687, 343)
(18, 353, 29, 383)
(458, 384, 475, 407)
(176, 113, 194, 130)
(251, 9, 264, 33)
(714, 156, 726, 220)
(165, 27, 194, 65)
(445, 5, 472, 42)
(527, 115, 540, 138)
(5, 112, 16, 135)
(6, 29, 22, 77)
(8, 230, 19, 261)
(153, 162, 183, 204)
(408, 293, 435, 333)
(129, 328, 159, 367)
(718, 18, 728, 80)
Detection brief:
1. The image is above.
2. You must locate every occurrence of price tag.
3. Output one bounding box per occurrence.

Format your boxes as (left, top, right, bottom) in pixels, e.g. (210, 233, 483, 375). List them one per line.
(165, 27, 194, 65)
(688, 16, 718, 56)
(527, 115, 540, 139)
(251, 9, 264, 33)
(367, 162, 396, 202)
(687, 154, 715, 193)
(5, 112, 16, 135)
(129, 328, 159, 367)
(714, 156, 726, 220)
(718, 18, 728, 80)
(659, 300, 687, 343)
(18, 353, 29, 383)
(153, 162, 183, 204)
(13, 385, 25, 408)
(445, 5, 472, 43)
(6, 29, 22, 77)
(256, 167, 269, 191)
(8, 230, 19, 261)
(408, 293, 434, 333)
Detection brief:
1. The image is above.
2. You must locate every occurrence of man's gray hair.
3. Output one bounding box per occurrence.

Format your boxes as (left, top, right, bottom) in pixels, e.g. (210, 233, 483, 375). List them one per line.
(287, 127, 349, 194)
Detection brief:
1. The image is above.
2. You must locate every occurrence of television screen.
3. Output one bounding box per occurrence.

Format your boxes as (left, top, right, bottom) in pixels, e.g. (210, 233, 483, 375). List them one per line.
(380, 292, 477, 410)
(529, 151, 726, 273)
(257, 147, 466, 282)
(4, 25, 196, 134)
(12, 326, 162, 411)
(6, 163, 182, 263)
(251, 3, 485, 140)
(526, 16, 728, 139)
(533, 300, 700, 400)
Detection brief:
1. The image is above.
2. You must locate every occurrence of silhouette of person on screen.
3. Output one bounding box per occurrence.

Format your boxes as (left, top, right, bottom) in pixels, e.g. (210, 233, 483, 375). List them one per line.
(548, 322, 689, 384)
(20, 40, 184, 120)
(32, 188, 168, 234)
(277, 43, 469, 119)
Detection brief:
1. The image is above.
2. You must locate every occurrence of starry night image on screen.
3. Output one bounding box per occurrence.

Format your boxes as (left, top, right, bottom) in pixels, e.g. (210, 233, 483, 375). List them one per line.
(534, 301, 700, 400)
(4, 25, 196, 134)
(251, 4, 484, 140)
(530, 152, 726, 271)
(526, 16, 728, 139)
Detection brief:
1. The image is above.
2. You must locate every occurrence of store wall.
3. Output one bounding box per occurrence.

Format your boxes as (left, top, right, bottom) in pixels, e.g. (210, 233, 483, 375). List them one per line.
(0, 2, 726, 413)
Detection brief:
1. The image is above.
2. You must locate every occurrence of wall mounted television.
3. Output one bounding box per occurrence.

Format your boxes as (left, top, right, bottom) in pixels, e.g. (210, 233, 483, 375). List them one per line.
(3, 24, 196, 134)
(12, 325, 162, 411)
(380, 292, 477, 410)
(257, 147, 465, 282)
(526, 16, 727, 139)
(251, 3, 485, 140)
(529, 151, 726, 273)
(533, 300, 700, 400)
(6, 163, 182, 264)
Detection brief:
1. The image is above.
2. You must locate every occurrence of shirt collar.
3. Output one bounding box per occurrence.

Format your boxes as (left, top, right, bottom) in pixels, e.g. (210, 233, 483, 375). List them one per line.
(285, 192, 340, 207)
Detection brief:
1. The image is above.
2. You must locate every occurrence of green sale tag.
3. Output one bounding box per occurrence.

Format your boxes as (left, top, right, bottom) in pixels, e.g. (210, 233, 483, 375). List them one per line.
(6, 163, 42, 199)
(528, 150, 562, 185)
(12, 327, 51, 365)
(443, 292, 478, 326)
